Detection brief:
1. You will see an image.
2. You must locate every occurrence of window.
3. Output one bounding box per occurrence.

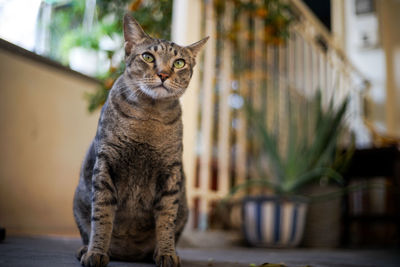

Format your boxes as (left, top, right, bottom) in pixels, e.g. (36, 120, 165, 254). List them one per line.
(0, 0, 43, 51)
(0, 0, 172, 79)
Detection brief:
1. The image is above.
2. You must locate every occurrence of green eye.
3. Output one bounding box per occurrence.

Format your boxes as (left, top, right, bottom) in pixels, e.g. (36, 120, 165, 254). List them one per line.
(173, 59, 185, 69)
(142, 53, 154, 63)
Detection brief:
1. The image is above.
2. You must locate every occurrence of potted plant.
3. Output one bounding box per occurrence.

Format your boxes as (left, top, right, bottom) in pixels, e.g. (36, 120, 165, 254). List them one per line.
(228, 91, 351, 248)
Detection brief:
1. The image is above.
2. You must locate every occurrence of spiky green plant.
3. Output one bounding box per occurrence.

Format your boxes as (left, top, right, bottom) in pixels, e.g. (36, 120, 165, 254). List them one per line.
(229, 91, 352, 197)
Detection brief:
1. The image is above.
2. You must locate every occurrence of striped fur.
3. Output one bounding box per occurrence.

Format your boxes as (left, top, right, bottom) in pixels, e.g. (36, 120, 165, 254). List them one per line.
(73, 15, 208, 267)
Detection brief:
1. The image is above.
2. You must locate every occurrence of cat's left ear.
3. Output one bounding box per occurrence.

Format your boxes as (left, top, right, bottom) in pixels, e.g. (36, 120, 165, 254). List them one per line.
(123, 14, 150, 56)
(186, 36, 209, 57)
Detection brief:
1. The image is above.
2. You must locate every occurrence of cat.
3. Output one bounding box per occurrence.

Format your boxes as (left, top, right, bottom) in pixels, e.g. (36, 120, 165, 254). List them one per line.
(73, 14, 208, 267)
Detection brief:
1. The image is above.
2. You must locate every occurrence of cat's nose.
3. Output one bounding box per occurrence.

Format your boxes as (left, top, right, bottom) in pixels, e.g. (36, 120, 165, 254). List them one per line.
(157, 72, 169, 82)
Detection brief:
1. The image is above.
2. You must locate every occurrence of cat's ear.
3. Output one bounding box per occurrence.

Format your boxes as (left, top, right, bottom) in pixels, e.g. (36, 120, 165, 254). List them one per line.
(123, 14, 150, 55)
(186, 36, 209, 57)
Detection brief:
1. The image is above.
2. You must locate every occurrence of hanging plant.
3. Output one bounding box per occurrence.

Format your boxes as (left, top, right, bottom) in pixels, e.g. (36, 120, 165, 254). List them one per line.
(70, 0, 173, 112)
(216, 0, 293, 46)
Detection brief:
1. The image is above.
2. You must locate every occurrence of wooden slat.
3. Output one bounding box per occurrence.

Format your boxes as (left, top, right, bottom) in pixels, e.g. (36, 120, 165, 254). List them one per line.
(197, 0, 216, 230)
(292, 32, 302, 143)
(287, 32, 297, 148)
(288, 32, 295, 90)
(190, 189, 226, 200)
(298, 33, 305, 95)
(235, 10, 249, 193)
(265, 42, 275, 192)
(171, 0, 203, 230)
(251, 0, 265, 195)
(304, 37, 312, 97)
(326, 51, 333, 107)
(318, 50, 324, 92)
(344, 71, 353, 124)
(331, 54, 340, 107)
(278, 44, 288, 160)
(217, 0, 233, 197)
(337, 64, 344, 107)
(253, 0, 264, 112)
(266, 44, 275, 133)
(312, 43, 318, 93)
(305, 41, 314, 138)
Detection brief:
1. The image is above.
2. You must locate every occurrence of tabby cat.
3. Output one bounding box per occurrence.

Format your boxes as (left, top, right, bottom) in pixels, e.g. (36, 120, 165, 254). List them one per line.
(73, 14, 208, 267)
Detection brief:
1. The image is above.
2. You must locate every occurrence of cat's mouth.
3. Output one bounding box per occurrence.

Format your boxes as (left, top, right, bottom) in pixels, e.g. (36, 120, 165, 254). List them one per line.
(139, 82, 176, 99)
(153, 83, 171, 93)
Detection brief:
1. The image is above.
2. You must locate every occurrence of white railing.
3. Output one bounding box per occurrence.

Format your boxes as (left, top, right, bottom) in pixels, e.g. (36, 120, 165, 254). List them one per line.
(173, 0, 370, 231)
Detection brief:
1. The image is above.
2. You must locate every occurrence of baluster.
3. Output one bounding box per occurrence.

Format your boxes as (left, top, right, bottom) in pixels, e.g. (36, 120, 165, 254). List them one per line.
(235, 9, 249, 195)
(217, 0, 233, 200)
(197, 0, 216, 231)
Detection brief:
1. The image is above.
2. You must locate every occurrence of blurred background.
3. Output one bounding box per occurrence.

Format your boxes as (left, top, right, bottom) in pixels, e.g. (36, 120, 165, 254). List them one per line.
(0, 0, 399, 249)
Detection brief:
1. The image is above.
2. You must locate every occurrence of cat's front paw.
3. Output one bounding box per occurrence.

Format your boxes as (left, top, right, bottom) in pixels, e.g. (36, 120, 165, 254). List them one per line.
(76, 245, 88, 260)
(80, 250, 109, 267)
(154, 253, 181, 267)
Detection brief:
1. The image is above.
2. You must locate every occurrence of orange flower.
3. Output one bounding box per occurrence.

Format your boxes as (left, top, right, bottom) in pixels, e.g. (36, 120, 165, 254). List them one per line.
(255, 8, 268, 18)
(227, 31, 237, 42)
(129, 0, 142, 12)
(264, 25, 275, 35)
(109, 66, 117, 73)
(272, 37, 285, 46)
(232, 22, 241, 33)
(104, 78, 114, 89)
(275, 16, 287, 29)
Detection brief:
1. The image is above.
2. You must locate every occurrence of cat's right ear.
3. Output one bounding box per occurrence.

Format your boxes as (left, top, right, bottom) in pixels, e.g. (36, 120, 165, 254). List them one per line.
(123, 14, 150, 56)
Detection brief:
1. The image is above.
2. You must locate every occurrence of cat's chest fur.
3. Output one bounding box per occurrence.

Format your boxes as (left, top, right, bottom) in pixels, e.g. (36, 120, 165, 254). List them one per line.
(95, 85, 183, 212)
(106, 137, 175, 211)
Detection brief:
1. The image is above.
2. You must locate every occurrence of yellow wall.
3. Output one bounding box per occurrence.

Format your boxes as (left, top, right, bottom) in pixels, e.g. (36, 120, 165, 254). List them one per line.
(0, 48, 100, 236)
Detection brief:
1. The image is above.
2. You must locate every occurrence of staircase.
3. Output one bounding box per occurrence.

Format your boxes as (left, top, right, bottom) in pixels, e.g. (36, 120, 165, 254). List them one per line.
(172, 0, 371, 230)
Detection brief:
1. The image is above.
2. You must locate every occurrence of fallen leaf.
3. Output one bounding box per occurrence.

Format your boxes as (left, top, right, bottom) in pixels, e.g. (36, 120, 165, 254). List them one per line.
(258, 263, 286, 267)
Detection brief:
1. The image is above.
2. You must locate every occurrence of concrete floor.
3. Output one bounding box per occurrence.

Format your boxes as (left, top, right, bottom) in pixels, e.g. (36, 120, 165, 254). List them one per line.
(0, 236, 399, 267)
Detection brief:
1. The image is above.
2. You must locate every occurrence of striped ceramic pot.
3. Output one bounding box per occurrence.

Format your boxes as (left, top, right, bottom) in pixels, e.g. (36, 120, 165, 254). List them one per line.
(242, 195, 308, 248)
